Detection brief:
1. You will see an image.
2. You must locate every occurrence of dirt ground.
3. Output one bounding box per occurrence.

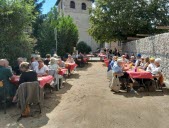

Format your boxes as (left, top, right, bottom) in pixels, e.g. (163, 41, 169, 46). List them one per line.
(1, 62, 169, 128)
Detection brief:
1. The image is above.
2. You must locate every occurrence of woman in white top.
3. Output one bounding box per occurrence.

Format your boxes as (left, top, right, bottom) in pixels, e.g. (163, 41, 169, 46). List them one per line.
(48, 58, 60, 72)
(34, 58, 49, 77)
(152, 58, 162, 77)
(146, 58, 156, 73)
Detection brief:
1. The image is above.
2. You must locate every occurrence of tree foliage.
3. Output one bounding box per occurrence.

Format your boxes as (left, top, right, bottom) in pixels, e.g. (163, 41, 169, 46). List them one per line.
(77, 41, 92, 54)
(0, 0, 36, 65)
(89, 0, 169, 43)
(35, 7, 79, 57)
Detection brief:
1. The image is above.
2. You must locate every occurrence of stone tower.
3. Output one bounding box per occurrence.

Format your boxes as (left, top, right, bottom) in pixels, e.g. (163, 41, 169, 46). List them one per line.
(56, 0, 99, 51)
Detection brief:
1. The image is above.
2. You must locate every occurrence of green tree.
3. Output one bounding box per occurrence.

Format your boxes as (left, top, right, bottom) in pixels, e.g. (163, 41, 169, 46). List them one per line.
(36, 7, 79, 57)
(77, 41, 92, 54)
(0, 0, 36, 65)
(89, 0, 169, 43)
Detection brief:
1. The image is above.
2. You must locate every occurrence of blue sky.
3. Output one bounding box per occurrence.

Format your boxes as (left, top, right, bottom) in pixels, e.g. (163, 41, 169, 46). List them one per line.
(40, 0, 56, 14)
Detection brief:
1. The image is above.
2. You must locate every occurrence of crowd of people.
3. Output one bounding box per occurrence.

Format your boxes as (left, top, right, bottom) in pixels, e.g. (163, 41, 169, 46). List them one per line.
(107, 53, 163, 94)
(0, 52, 86, 106)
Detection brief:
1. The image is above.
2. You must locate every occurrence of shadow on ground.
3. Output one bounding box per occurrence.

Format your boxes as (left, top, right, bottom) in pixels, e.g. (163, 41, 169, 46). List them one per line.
(0, 82, 73, 128)
(76, 62, 93, 71)
(113, 88, 169, 98)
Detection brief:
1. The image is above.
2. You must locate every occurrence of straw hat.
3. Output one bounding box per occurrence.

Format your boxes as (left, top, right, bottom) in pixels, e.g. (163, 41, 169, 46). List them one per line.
(150, 57, 155, 61)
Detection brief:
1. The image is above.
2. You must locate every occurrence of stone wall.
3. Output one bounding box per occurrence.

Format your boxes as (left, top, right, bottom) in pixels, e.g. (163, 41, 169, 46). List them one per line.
(122, 32, 169, 80)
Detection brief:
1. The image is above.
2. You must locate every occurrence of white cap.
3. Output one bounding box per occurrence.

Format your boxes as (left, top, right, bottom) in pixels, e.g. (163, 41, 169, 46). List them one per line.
(155, 58, 162, 64)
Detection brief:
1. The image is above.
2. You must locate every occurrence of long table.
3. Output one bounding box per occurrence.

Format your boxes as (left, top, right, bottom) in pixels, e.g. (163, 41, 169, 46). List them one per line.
(126, 69, 153, 79)
(12, 75, 54, 88)
(65, 63, 78, 71)
(58, 68, 68, 76)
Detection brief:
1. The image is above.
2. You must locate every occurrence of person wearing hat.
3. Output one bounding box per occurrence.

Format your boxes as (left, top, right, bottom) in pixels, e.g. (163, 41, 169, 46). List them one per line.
(135, 53, 142, 67)
(107, 56, 118, 80)
(112, 58, 139, 95)
(34, 58, 49, 77)
(107, 56, 118, 72)
(146, 57, 156, 73)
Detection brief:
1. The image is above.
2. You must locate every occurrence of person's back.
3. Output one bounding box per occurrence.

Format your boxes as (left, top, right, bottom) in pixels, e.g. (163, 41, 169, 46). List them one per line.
(19, 71, 37, 85)
(0, 59, 16, 98)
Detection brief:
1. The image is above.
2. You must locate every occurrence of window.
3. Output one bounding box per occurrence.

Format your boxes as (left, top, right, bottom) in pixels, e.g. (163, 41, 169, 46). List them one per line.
(82, 3, 86, 10)
(70, 1, 75, 9)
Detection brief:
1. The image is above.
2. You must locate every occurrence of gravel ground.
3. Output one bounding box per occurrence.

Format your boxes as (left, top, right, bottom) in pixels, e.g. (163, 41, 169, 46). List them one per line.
(1, 62, 169, 128)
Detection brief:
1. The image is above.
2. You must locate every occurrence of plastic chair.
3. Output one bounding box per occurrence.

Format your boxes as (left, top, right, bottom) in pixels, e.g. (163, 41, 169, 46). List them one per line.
(0, 80, 7, 114)
(48, 70, 60, 91)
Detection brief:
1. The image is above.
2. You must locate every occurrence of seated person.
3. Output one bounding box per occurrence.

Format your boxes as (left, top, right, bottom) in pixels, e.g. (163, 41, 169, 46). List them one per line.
(13, 57, 24, 75)
(0, 59, 16, 100)
(143, 57, 150, 70)
(75, 52, 84, 67)
(66, 54, 75, 63)
(30, 57, 39, 70)
(122, 55, 129, 63)
(107, 56, 118, 80)
(125, 53, 130, 60)
(4, 59, 13, 73)
(19, 62, 38, 85)
(107, 56, 118, 72)
(44, 54, 51, 66)
(57, 58, 65, 68)
(34, 58, 49, 77)
(135, 54, 142, 67)
(48, 58, 60, 72)
(130, 56, 136, 64)
(48, 58, 63, 87)
(152, 58, 162, 78)
(146, 57, 156, 73)
(12, 62, 38, 102)
(139, 56, 145, 69)
(112, 59, 138, 95)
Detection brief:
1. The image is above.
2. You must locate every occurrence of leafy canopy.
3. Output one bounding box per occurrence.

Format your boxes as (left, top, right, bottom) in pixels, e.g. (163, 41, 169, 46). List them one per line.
(89, 0, 169, 43)
(0, 0, 36, 65)
(35, 7, 79, 57)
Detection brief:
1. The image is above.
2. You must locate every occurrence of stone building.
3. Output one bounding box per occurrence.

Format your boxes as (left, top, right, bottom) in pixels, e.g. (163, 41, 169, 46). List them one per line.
(55, 0, 99, 51)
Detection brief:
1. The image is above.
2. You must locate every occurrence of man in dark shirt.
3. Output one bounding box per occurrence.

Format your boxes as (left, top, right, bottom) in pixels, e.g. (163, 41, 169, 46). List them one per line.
(44, 54, 51, 65)
(13, 57, 24, 75)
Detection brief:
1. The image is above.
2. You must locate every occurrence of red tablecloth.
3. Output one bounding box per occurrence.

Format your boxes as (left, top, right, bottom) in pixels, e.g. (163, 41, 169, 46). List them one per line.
(86, 54, 94, 57)
(105, 60, 109, 67)
(12, 75, 54, 88)
(83, 58, 88, 63)
(65, 63, 78, 71)
(98, 54, 106, 57)
(126, 69, 153, 79)
(58, 68, 68, 76)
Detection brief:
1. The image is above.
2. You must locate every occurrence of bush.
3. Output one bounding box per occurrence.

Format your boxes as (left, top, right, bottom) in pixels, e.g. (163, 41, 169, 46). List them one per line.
(76, 41, 92, 54)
